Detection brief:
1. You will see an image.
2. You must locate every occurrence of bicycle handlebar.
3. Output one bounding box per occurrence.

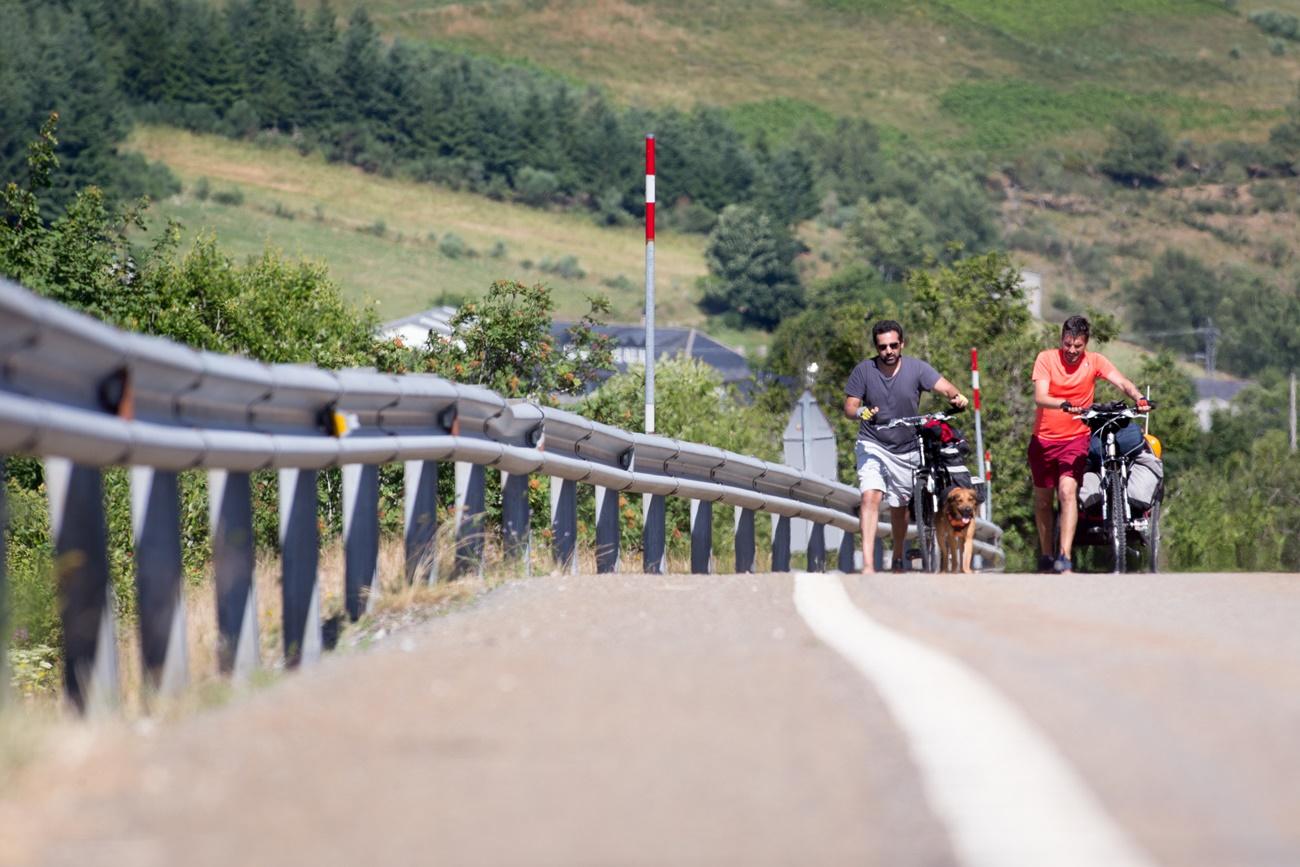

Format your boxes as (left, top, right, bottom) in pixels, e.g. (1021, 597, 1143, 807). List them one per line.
(880, 409, 960, 430)
(1077, 400, 1156, 421)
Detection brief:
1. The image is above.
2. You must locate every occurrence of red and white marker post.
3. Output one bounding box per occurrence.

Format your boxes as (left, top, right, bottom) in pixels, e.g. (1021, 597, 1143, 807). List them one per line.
(971, 347, 990, 521)
(644, 134, 656, 435)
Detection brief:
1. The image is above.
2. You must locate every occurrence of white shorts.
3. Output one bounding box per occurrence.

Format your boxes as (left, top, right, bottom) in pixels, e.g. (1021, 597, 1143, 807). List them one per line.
(855, 440, 920, 509)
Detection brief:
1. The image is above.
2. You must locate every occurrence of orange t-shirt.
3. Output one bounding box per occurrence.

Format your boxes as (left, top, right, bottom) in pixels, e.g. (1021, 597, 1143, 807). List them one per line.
(1031, 349, 1117, 440)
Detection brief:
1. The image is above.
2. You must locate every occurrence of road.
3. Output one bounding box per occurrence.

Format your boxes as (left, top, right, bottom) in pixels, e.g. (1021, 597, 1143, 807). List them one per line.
(2, 571, 1298, 866)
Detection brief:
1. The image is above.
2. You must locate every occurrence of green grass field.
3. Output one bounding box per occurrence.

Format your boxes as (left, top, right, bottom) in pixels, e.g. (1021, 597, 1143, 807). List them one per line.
(303, 0, 1300, 154)
(127, 127, 708, 324)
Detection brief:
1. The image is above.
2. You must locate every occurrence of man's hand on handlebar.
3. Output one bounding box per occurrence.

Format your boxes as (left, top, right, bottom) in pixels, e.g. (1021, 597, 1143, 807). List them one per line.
(857, 405, 879, 422)
(949, 393, 969, 411)
(1058, 400, 1083, 415)
(1135, 397, 1152, 412)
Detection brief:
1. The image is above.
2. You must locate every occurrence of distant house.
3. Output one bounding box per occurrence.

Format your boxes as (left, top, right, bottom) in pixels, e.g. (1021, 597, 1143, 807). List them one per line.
(556, 322, 753, 387)
(1193, 377, 1250, 431)
(378, 307, 755, 389)
(380, 306, 458, 348)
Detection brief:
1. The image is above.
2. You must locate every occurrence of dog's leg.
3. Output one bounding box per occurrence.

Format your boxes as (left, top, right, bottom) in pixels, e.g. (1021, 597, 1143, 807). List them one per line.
(961, 524, 976, 573)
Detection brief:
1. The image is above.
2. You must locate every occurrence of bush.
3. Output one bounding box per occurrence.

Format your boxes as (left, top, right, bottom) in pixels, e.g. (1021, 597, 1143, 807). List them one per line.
(212, 188, 245, 206)
(514, 166, 560, 207)
(439, 233, 467, 259)
(539, 255, 586, 280)
(1249, 9, 1300, 40)
(1252, 180, 1290, 212)
(193, 176, 211, 201)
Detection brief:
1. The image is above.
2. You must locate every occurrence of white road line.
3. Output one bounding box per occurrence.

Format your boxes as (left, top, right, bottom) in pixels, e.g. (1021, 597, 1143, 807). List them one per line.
(793, 572, 1159, 867)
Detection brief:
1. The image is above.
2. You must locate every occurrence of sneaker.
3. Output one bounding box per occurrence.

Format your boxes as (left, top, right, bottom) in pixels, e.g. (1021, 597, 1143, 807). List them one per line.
(1052, 555, 1073, 574)
(891, 559, 907, 573)
(1037, 554, 1055, 573)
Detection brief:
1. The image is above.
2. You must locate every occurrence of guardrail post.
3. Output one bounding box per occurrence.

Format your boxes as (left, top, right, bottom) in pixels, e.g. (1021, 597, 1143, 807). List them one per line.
(501, 470, 531, 565)
(642, 493, 666, 573)
(280, 468, 322, 668)
(550, 477, 577, 573)
(454, 462, 486, 577)
(45, 459, 117, 714)
(807, 522, 826, 572)
(210, 470, 258, 679)
(837, 526, 857, 572)
(343, 463, 380, 620)
(403, 460, 438, 584)
(0, 462, 8, 708)
(734, 507, 755, 573)
(690, 499, 713, 574)
(130, 467, 187, 697)
(594, 486, 621, 573)
(771, 515, 792, 572)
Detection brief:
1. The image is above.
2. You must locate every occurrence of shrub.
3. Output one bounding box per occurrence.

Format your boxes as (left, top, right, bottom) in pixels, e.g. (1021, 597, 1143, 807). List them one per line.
(1248, 9, 1300, 40)
(539, 255, 586, 280)
(212, 188, 245, 206)
(514, 166, 560, 207)
(439, 233, 467, 259)
(193, 176, 211, 201)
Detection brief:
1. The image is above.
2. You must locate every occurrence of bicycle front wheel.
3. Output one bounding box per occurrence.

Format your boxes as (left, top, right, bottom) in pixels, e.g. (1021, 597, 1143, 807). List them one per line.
(1107, 466, 1128, 574)
(913, 474, 939, 572)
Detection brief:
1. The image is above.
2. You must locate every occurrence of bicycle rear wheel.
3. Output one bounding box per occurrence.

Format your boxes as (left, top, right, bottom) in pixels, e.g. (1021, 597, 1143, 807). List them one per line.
(913, 474, 939, 572)
(1107, 466, 1127, 574)
(1145, 500, 1161, 573)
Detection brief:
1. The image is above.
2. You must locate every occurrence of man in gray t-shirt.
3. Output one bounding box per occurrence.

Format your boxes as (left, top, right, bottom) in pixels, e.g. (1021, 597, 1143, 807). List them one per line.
(843, 320, 967, 573)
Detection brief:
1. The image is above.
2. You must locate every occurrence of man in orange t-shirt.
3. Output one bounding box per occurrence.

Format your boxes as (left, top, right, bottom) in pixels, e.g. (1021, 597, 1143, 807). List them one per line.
(1029, 315, 1149, 573)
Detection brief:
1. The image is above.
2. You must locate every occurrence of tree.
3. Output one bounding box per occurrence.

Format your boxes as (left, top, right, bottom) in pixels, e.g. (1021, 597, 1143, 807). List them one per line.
(849, 196, 936, 282)
(699, 204, 805, 330)
(422, 280, 614, 401)
(1099, 112, 1172, 187)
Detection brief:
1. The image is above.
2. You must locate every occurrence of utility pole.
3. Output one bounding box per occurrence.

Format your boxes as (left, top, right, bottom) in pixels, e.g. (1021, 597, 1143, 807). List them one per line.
(1290, 371, 1296, 454)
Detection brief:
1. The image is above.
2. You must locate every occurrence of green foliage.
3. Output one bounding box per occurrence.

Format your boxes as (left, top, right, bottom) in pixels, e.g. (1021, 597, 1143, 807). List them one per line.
(422, 280, 614, 400)
(1248, 9, 1300, 40)
(849, 197, 937, 282)
(1124, 250, 1300, 376)
(699, 204, 805, 330)
(1100, 112, 1173, 187)
(579, 357, 784, 557)
(1164, 432, 1300, 571)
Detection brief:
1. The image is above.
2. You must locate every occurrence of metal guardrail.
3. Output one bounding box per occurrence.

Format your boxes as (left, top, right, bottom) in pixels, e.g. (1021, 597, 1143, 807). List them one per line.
(0, 278, 1004, 712)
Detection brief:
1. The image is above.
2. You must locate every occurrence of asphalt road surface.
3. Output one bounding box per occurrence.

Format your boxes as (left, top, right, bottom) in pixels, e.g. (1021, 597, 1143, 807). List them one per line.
(2, 571, 1298, 867)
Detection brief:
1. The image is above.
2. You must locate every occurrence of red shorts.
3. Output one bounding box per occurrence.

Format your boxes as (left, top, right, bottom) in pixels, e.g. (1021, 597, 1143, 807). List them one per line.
(1027, 435, 1088, 488)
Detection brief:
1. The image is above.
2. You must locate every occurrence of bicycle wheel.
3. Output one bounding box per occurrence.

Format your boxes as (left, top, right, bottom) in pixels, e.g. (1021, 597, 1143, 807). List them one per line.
(1107, 465, 1127, 574)
(913, 474, 939, 572)
(1145, 500, 1161, 573)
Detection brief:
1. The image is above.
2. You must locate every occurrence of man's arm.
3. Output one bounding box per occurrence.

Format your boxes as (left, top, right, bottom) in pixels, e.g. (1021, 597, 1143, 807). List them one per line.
(1034, 377, 1081, 412)
(932, 376, 969, 409)
(843, 395, 877, 421)
(1103, 369, 1149, 407)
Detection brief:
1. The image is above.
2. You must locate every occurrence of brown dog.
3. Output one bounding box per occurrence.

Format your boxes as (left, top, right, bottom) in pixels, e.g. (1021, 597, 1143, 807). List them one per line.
(936, 486, 978, 573)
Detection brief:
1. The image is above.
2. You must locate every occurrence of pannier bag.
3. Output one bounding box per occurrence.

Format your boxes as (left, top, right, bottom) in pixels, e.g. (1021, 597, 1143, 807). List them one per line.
(1126, 449, 1164, 512)
(1079, 471, 1103, 509)
(925, 419, 985, 503)
(1088, 418, 1148, 468)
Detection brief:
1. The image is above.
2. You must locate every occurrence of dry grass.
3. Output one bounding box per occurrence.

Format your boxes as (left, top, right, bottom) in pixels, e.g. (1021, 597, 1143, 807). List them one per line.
(126, 127, 708, 324)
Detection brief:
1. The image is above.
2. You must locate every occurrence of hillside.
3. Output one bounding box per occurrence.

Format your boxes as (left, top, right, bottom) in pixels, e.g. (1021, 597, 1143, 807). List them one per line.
(311, 0, 1300, 153)
(128, 127, 708, 325)
(105, 0, 1300, 375)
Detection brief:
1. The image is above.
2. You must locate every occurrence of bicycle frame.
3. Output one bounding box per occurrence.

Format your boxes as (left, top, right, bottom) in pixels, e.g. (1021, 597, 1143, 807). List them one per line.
(881, 411, 959, 572)
(1078, 404, 1150, 573)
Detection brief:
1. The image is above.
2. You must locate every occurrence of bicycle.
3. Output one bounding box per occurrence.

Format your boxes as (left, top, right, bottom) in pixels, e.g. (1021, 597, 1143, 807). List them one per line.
(880, 409, 968, 573)
(1075, 401, 1161, 574)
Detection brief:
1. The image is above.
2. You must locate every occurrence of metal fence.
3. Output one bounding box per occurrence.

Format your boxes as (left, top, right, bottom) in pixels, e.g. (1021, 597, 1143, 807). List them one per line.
(0, 278, 1004, 712)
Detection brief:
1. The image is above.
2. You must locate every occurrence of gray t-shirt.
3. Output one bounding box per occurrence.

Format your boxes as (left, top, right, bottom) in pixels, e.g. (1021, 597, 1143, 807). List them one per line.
(844, 356, 941, 454)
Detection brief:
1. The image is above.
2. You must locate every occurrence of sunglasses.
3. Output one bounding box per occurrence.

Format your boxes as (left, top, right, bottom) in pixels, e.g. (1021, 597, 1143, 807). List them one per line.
(875, 341, 901, 351)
